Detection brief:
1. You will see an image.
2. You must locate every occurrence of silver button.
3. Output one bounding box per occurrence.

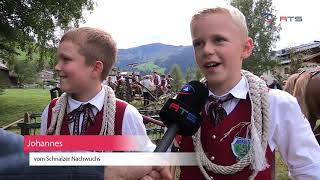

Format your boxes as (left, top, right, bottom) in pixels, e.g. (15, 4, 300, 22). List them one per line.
(212, 135, 216, 139)
(210, 156, 215, 161)
(210, 176, 213, 179)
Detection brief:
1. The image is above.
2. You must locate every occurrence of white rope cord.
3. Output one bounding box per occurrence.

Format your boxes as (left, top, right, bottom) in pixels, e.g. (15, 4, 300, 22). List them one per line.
(47, 85, 116, 136)
(54, 93, 67, 135)
(47, 93, 67, 135)
(193, 70, 270, 180)
(100, 85, 116, 135)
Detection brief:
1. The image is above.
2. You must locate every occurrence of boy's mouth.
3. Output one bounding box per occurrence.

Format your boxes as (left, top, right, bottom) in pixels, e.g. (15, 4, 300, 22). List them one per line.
(59, 75, 67, 80)
(204, 62, 221, 69)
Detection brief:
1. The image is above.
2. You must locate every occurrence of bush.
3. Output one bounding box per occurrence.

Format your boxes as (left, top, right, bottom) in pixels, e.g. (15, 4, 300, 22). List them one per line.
(0, 74, 9, 95)
(0, 87, 4, 95)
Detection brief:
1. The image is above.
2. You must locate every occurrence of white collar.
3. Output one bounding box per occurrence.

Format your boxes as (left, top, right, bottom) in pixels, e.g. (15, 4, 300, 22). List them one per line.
(67, 86, 105, 113)
(208, 75, 249, 100)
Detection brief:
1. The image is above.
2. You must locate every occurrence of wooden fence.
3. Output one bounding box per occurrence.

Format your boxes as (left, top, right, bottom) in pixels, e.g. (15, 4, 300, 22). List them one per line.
(2, 112, 41, 135)
(2, 110, 165, 145)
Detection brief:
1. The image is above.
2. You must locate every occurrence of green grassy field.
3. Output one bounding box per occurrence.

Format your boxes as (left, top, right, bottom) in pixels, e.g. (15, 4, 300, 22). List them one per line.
(0, 88, 50, 126)
(0, 88, 291, 179)
(275, 150, 291, 180)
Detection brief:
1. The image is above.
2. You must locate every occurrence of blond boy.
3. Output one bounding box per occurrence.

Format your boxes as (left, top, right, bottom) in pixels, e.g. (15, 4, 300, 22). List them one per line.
(177, 4, 320, 180)
(40, 27, 154, 151)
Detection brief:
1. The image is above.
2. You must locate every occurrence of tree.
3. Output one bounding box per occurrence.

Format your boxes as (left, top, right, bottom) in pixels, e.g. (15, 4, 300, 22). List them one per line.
(231, 0, 281, 75)
(0, 73, 8, 94)
(185, 67, 193, 83)
(193, 66, 203, 81)
(170, 64, 183, 92)
(0, 0, 95, 92)
(14, 59, 38, 86)
(4, 52, 38, 86)
(0, 0, 95, 60)
(287, 48, 304, 74)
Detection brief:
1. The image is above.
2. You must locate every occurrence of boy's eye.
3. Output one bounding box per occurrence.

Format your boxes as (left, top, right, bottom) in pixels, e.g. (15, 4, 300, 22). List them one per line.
(61, 57, 71, 63)
(213, 36, 226, 44)
(192, 40, 203, 48)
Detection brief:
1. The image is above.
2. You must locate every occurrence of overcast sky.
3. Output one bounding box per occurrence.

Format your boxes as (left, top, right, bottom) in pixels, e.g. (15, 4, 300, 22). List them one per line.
(81, 0, 320, 50)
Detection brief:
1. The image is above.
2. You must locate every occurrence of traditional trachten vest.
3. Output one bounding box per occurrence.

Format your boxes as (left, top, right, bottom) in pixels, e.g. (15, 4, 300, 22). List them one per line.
(46, 86, 126, 135)
(47, 98, 127, 135)
(179, 97, 273, 180)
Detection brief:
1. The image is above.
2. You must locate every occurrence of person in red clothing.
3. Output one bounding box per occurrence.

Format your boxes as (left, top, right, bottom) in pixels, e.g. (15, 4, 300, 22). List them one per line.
(152, 71, 161, 87)
(177, 4, 320, 180)
(160, 74, 168, 94)
(40, 27, 154, 148)
(39, 27, 171, 179)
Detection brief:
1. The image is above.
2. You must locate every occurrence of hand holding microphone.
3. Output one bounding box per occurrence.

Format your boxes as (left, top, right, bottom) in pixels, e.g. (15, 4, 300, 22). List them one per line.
(154, 81, 208, 152)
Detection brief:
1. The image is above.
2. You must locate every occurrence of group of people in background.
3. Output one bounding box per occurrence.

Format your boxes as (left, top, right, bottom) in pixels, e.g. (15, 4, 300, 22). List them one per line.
(105, 70, 173, 106)
(260, 75, 283, 90)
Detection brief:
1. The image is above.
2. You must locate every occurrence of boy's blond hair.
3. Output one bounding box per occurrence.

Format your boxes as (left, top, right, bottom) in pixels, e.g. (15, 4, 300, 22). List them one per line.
(191, 4, 248, 38)
(60, 27, 117, 80)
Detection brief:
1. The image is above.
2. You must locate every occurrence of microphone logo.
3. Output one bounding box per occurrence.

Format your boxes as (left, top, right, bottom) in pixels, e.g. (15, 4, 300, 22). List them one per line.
(179, 84, 195, 95)
(168, 102, 198, 123)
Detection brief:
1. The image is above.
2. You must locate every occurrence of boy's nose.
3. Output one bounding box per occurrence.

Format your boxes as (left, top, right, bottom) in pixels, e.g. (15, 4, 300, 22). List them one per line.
(54, 62, 61, 71)
(203, 42, 216, 55)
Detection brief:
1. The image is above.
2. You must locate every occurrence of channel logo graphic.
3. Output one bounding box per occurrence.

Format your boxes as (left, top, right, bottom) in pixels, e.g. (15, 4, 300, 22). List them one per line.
(265, 13, 303, 23)
(168, 102, 198, 123)
(179, 84, 195, 95)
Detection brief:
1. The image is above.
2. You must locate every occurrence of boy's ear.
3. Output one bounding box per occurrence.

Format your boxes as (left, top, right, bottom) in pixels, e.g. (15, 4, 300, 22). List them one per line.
(91, 60, 104, 78)
(241, 37, 253, 59)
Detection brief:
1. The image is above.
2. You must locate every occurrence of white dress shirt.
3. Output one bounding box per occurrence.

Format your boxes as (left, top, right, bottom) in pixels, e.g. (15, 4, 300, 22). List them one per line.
(208, 76, 320, 179)
(140, 78, 155, 92)
(40, 87, 156, 152)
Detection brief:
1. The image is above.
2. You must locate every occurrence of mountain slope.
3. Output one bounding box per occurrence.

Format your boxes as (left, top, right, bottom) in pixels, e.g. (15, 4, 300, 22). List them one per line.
(116, 43, 196, 73)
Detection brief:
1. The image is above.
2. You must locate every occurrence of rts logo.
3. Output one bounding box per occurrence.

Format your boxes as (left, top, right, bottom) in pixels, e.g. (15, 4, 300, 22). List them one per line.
(179, 84, 195, 95)
(168, 102, 197, 123)
(279, 16, 302, 22)
(265, 13, 303, 23)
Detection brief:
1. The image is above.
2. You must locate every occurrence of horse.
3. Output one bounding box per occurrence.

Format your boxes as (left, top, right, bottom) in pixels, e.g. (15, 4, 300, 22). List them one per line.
(284, 70, 320, 143)
(283, 73, 300, 95)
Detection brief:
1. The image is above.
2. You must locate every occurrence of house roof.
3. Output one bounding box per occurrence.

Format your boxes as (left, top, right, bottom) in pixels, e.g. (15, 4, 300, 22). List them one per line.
(304, 51, 320, 62)
(279, 52, 320, 65)
(274, 40, 320, 57)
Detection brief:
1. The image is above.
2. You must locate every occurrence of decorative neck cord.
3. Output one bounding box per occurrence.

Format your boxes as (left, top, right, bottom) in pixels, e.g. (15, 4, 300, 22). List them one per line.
(194, 70, 270, 180)
(47, 85, 116, 136)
